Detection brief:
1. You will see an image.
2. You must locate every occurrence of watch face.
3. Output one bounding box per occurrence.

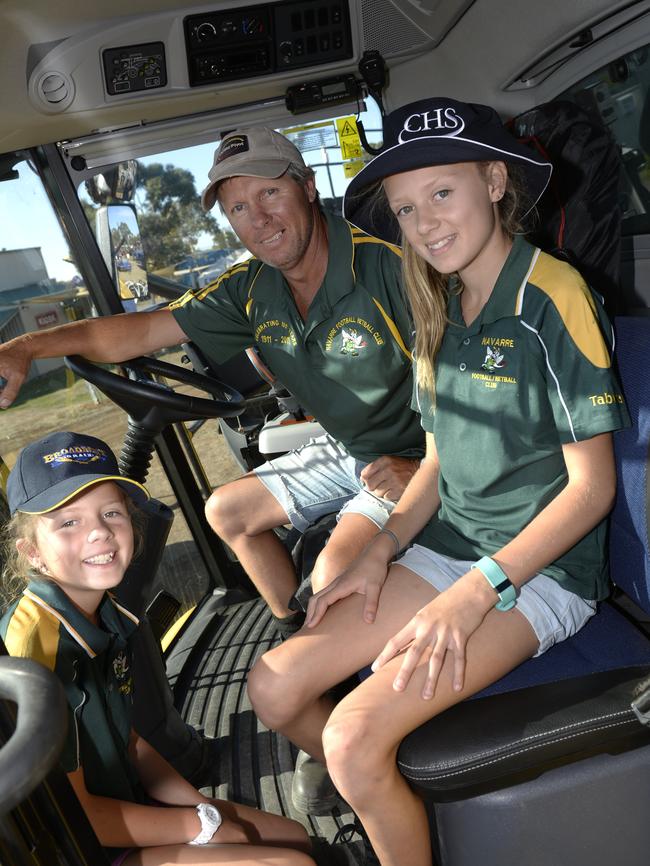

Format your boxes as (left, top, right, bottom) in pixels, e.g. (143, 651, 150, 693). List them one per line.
(203, 804, 221, 826)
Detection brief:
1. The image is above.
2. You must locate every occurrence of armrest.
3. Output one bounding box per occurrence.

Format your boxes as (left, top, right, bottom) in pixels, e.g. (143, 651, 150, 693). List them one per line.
(397, 665, 650, 794)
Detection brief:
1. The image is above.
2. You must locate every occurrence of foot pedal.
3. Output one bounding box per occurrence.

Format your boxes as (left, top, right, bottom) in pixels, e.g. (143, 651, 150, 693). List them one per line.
(146, 590, 181, 644)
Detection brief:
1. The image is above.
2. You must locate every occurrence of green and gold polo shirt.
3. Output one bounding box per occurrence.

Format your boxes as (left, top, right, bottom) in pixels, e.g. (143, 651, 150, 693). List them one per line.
(414, 235, 630, 599)
(0, 580, 145, 804)
(169, 210, 424, 463)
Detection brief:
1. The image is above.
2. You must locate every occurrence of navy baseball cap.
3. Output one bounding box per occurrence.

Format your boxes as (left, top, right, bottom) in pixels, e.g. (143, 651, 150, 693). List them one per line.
(343, 97, 552, 241)
(7, 431, 149, 516)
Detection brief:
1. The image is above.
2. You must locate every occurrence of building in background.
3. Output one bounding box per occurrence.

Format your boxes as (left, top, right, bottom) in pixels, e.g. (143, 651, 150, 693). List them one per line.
(0, 247, 91, 378)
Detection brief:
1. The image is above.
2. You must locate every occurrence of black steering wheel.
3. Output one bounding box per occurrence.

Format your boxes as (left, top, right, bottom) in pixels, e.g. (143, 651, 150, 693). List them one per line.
(64, 354, 246, 483)
(65, 354, 245, 425)
(0, 656, 67, 814)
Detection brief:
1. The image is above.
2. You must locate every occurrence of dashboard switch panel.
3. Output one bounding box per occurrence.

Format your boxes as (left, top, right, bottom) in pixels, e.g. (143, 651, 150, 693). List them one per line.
(185, 1, 352, 87)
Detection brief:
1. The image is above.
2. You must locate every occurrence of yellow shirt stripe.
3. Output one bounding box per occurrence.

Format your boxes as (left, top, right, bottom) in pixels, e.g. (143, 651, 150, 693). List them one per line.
(372, 297, 412, 361)
(22, 589, 96, 657)
(525, 252, 611, 369)
(353, 235, 402, 257)
(3, 594, 62, 670)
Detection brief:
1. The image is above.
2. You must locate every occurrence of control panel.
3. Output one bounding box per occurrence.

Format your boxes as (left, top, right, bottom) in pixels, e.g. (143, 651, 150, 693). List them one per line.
(102, 43, 167, 95)
(185, 1, 352, 87)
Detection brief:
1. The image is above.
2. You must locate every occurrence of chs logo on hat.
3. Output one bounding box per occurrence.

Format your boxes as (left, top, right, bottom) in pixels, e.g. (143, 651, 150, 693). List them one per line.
(7, 431, 149, 516)
(398, 107, 465, 143)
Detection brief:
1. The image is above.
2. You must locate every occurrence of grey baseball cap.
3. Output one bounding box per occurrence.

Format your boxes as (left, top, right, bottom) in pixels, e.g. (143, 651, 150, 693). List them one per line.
(201, 127, 305, 211)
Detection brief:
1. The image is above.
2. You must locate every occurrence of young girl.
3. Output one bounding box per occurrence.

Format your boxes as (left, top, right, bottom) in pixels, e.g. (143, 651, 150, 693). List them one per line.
(247, 97, 630, 866)
(0, 431, 315, 866)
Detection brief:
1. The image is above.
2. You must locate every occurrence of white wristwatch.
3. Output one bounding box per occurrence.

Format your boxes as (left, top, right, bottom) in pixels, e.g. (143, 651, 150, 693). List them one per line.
(189, 802, 222, 845)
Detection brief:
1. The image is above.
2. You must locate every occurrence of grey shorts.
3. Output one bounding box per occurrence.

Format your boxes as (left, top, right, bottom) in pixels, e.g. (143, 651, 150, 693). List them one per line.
(397, 544, 597, 656)
(254, 433, 395, 532)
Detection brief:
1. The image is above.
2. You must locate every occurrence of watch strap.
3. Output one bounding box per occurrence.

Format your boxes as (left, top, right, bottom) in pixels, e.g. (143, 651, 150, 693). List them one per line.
(473, 556, 517, 611)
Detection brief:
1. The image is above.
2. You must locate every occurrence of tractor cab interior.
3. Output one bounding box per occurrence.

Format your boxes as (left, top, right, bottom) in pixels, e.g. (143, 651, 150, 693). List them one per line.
(2, 2, 650, 865)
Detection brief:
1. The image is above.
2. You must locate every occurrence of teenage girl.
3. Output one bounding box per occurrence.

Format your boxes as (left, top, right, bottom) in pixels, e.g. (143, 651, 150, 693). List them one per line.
(247, 97, 630, 866)
(0, 431, 315, 866)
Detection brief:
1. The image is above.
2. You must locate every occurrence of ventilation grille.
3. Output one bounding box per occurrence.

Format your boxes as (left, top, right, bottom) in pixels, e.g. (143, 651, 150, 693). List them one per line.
(33, 71, 75, 112)
(360, 0, 431, 58)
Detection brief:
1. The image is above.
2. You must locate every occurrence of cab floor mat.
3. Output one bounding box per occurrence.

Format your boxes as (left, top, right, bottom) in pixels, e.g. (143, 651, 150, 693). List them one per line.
(166, 595, 366, 865)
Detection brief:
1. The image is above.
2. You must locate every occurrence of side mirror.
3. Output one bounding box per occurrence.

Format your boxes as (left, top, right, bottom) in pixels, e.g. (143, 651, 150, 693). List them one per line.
(95, 204, 149, 311)
(85, 160, 137, 204)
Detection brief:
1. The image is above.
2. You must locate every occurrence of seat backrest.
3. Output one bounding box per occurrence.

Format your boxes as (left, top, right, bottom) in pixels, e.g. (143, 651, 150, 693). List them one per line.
(181, 341, 267, 398)
(510, 100, 623, 313)
(609, 316, 650, 612)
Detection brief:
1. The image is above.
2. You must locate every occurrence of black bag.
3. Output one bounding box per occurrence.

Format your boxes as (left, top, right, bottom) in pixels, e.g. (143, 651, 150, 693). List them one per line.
(510, 100, 623, 314)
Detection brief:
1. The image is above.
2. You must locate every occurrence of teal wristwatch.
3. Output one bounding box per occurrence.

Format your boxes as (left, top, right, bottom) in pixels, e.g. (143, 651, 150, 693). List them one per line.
(473, 556, 517, 611)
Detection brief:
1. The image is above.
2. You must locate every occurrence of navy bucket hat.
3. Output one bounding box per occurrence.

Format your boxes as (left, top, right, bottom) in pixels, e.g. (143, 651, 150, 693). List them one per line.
(343, 97, 552, 242)
(7, 431, 149, 516)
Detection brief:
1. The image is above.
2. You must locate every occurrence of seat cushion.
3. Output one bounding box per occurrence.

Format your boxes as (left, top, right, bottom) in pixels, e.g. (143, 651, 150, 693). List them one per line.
(476, 600, 650, 697)
(396, 604, 650, 792)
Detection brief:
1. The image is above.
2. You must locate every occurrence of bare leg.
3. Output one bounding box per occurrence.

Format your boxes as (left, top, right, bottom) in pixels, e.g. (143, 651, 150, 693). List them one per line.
(310, 513, 382, 593)
(124, 800, 315, 865)
(321, 601, 538, 866)
(248, 565, 442, 760)
(126, 845, 314, 865)
(205, 474, 297, 617)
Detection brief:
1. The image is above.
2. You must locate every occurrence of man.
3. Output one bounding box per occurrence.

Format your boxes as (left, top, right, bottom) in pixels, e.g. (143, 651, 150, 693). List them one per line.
(0, 126, 423, 809)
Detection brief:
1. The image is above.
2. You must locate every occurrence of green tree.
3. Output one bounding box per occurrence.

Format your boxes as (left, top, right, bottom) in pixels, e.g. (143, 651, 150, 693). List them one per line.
(135, 163, 219, 270)
(110, 221, 135, 256)
(211, 224, 241, 251)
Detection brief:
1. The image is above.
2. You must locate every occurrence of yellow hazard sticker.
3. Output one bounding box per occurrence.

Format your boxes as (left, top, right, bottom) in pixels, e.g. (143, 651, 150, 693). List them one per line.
(336, 117, 363, 161)
(343, 159, 366, 179)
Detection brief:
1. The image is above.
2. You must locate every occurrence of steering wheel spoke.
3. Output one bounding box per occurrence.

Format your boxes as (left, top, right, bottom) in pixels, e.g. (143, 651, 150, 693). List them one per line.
(64, 354, 245, 430)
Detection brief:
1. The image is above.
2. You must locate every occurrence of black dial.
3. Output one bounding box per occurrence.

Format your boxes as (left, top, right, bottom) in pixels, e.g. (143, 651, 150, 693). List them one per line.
(195, 22, 217, 43)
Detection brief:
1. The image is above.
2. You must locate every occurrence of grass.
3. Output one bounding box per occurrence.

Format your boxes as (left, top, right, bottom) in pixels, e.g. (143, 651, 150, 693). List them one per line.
(9, 365, 93, 409)
(0, 365, 106, 457)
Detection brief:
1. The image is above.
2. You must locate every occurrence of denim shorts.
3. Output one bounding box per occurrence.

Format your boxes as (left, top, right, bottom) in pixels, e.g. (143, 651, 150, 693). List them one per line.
(397, 544, 597, 656)
(254, 433, 395, 532)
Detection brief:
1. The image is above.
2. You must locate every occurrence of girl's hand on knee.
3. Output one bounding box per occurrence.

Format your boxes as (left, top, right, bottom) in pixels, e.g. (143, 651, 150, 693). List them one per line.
(305, 555, 389, 628)
(371, 576, 493, 698)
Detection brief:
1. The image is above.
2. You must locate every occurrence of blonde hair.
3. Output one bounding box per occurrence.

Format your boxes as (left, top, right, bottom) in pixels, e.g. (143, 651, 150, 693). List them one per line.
(0, 510, 37, 611)
(0, 490, 145, 613)
(379, 161, 528, 398)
